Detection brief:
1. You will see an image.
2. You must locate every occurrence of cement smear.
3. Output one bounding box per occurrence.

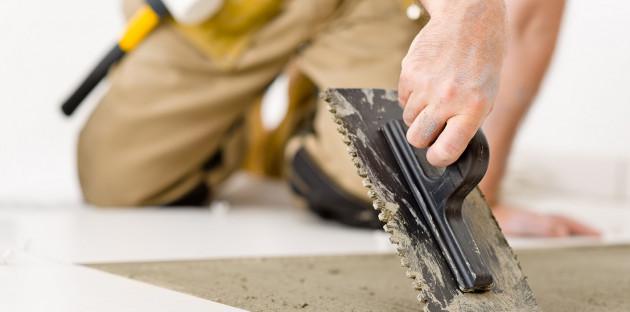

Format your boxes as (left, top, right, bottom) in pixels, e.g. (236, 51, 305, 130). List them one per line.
(88, 245, 630, 312)
(90, 254, 419, 311)
(518, 245, 630, 312)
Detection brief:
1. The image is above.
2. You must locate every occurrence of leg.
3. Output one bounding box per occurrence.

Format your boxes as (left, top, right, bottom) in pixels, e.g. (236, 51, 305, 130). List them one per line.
(78, 0, 315, 206)
(78, 24, 262, 206)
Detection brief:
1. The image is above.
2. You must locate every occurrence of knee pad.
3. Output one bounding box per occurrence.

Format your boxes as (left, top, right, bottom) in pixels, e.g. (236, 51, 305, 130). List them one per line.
(289, 147, 381, 229)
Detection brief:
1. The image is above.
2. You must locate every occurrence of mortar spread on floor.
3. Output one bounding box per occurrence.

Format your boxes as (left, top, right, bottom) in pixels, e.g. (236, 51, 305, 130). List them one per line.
(88, 245, 630, 312)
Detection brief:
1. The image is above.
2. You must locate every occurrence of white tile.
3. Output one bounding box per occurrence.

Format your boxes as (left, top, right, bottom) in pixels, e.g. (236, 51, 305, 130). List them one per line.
(0, 173, 394, 264)
(0, 249, 245, 312)
(2, 172, 629, 263)
(508, 236, 605, 250)
(0, 207, 395, 264)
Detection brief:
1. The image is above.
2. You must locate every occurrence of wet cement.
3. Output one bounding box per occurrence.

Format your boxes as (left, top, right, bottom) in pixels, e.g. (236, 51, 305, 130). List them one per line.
(88, 245, 630, 312)
(518, 245, 630, 312)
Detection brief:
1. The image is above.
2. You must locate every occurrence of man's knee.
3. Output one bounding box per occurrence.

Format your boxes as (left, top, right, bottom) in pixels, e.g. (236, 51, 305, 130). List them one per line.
(76, 125, 209, 207)
(78, 162, 209, 207)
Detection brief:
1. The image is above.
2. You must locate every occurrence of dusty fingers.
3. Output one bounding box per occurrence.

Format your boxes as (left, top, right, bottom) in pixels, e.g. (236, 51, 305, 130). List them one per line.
(426, 115, 481, 167)
(397, 0, 507, 167)
(401, 77, 491, 167)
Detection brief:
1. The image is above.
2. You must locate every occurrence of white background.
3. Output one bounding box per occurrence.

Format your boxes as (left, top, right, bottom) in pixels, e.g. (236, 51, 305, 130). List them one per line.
(1, 0, 629, 205)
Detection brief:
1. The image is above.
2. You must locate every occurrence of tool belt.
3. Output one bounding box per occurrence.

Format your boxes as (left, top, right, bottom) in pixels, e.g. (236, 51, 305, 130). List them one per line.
(60, 0, 429, 115)
(173, 0, 284, 68)
(173, 0, 428, 69)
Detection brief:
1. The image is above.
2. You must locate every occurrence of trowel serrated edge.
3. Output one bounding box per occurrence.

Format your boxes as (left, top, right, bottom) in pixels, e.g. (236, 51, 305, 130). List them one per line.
(323, 88, 540, 312)
(324, 94, 430, 309)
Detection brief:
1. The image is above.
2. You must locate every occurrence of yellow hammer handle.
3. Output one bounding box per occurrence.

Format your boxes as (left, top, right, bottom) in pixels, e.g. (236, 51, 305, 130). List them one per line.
(118, 4, 161, 52)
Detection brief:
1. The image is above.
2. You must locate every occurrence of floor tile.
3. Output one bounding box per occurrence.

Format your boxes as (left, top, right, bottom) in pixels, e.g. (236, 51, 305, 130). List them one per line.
(0, 248, 245, 312)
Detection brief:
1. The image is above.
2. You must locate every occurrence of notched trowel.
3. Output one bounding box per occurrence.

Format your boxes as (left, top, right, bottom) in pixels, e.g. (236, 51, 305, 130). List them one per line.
(324, 88, 541, 311)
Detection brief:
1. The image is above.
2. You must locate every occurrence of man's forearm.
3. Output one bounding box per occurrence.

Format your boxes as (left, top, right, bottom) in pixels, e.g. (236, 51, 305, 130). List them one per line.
(480, 0, 566, 205)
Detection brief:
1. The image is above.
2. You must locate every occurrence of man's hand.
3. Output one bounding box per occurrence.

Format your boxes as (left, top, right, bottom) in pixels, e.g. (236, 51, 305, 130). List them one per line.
(492, 204, 601, 237)
(398, 0, 507, 167)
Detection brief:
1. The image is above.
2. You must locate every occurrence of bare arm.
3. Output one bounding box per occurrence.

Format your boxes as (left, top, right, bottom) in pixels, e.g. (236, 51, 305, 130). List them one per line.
(398, 0, 508, 167)
(480, 0, 565, 207)
(480, 0, 598, 237)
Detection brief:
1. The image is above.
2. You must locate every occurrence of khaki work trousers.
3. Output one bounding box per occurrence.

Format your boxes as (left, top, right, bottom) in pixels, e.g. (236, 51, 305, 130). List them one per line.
(78, 0, 425, 206)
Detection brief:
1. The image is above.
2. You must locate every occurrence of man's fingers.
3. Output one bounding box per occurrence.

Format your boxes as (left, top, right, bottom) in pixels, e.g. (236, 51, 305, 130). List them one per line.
(554, 216, 601, 237)
(406, 107, 444, 149)
(402, 93, 428, 127)
(491, 205, 600, 238)
(493, 206, 566, 237)
(547, 223, 570, 237)
(426, 115, 478, 167)
(397, 79, 412, 108)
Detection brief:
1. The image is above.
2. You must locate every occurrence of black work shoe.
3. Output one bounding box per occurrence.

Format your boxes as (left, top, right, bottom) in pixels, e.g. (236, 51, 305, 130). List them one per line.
(164, 182, 211, 207)
(289, 147, 382, 229)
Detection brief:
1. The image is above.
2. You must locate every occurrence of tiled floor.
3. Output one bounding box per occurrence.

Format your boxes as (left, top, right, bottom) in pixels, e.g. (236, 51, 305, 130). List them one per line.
(1, 172, 629, 311)
(0, 247, 246, 312)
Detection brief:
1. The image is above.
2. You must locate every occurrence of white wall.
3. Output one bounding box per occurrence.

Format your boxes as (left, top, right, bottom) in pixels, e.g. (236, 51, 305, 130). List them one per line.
(507, 0, 630, 202)
(1, 1, 629, 205)
(515, 0, 630, 156)
(0, 1, 122, 204)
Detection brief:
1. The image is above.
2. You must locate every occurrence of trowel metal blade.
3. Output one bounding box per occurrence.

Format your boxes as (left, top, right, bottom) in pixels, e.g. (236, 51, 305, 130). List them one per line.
(324, 88, 540, 312)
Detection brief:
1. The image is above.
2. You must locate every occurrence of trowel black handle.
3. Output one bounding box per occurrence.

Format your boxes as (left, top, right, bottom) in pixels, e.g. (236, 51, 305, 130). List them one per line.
(381, 120, 493, 292)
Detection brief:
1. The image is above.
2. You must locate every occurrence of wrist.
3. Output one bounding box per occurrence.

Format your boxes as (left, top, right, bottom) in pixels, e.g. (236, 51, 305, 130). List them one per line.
(420, 0, 506, 24)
